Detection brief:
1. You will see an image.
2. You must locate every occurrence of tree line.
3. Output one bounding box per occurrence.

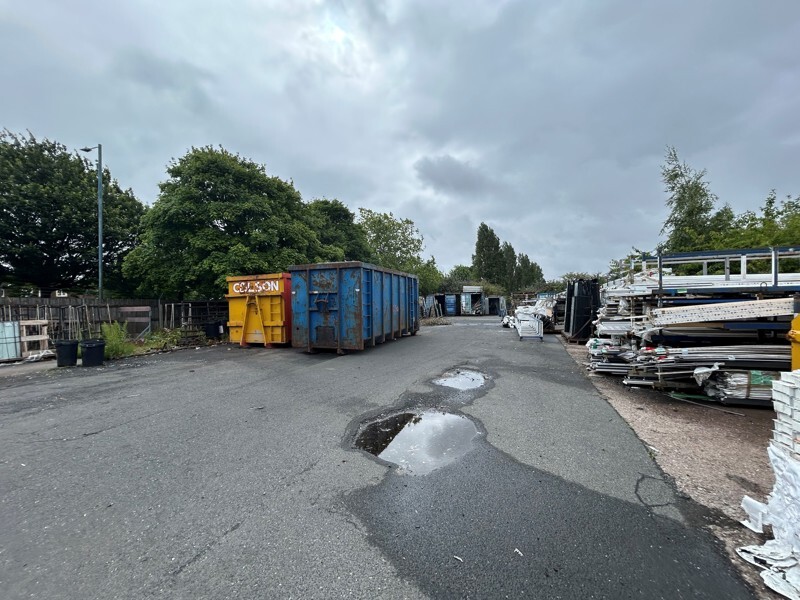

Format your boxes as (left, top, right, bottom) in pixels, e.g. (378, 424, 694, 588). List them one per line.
(6, 131, 787, 301)
(435, 223, 545, 296)
(0, 132, 452, 299)
(660, 146, 800, 253)
(610, 147, 800, 278)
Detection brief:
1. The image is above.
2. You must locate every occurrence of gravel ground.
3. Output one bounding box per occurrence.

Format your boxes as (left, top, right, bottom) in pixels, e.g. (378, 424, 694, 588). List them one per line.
(562, 339, 782, 600)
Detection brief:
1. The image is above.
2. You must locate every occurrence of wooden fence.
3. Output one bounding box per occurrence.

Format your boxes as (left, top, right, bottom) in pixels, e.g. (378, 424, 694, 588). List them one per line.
(0, 297, 229, 341)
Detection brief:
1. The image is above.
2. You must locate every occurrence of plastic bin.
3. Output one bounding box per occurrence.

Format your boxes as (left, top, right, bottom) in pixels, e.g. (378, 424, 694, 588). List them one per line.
(203, 321, 223, 340)
(80, 339, 106, 367)
(54, 340, 78, 367)
(288, 261, 419, 353)
(226, 273, 292, 346)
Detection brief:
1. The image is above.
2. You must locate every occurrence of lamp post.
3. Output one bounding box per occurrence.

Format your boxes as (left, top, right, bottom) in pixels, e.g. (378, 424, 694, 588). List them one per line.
(80, 144, 103, 300)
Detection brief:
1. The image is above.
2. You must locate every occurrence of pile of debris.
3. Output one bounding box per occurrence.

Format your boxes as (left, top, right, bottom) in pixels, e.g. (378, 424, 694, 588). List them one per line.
(504, 303, 545, 341)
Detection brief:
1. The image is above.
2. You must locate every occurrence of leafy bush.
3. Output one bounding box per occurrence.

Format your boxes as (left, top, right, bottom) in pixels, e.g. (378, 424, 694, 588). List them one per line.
(143, 328, 183, 350)
(101, 321, 136, 359)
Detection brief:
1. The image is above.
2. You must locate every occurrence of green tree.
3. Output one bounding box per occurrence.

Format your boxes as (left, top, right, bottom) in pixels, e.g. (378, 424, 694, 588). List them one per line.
(713, 191, 800, 250)
(415, 257, 444, 296)
(357, 208, 424, 271)
(448, 265, 475, 281)
(707, 191, 800, 273)
(357, 208, 442, 294)
(0, 130, 145, 295)
(439, 264, 476, 294)
(124, 146, 327, 299)
(705, 205, 736, 248)
(538, 279, 568, 294)
(774, 194, 800, 246)
(306, 198, 373, 262)
(516, 253, 544, 289)
(500, 241, 517, 293)
(472, 222, 503, 283)
(660, 146, 732, 253)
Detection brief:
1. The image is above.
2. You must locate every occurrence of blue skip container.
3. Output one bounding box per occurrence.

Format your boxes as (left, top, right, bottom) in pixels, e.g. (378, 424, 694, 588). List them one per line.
(288, 261, 419, 353)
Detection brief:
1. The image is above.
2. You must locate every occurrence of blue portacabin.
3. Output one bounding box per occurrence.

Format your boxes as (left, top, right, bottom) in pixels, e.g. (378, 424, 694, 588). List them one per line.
(288, 262, 419, 353)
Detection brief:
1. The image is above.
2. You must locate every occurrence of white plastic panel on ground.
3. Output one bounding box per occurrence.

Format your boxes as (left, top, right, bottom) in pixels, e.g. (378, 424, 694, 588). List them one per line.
(515, 315, 543, 340)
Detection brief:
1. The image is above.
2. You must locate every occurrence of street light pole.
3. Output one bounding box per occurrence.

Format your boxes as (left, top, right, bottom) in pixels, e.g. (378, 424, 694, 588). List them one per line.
(80, 144, 103, 300)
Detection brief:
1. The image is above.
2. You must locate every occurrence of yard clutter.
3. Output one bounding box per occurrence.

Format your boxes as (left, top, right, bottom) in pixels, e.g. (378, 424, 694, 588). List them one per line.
(738, 372, 800, 600)
(0, 320, 50, 362)
(694, 366, 781, 403)
(509, 302, 544, 341)
(510, 295, 560, 332)
(584, 247, 800, 405)
(588, 341, 791, 404)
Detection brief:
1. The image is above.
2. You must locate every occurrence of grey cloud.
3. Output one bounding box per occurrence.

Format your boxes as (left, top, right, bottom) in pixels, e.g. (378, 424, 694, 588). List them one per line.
(414, 154, 495, 196)
(113, 50, 212, 94)
(111, 50, 216, 115)
(345, 0, 800, 275)
(2, 0, 799, 279)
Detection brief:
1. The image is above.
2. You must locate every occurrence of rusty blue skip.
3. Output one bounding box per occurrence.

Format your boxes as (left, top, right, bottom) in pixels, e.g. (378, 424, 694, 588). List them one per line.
(288, 261, 420, 353)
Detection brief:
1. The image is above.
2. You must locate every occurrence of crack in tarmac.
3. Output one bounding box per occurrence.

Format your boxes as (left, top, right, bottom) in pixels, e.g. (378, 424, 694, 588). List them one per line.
(13, 407, 177, 443)
(169, 521, 243, 577)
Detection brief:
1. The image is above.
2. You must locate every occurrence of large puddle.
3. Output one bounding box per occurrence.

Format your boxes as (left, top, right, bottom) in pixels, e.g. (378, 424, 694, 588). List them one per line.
(355, 411, 480, 475)
(432, 369, 486, 390)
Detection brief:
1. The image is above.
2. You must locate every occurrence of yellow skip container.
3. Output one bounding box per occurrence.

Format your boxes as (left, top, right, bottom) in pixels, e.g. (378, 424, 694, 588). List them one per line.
(226, 273, 292, 346)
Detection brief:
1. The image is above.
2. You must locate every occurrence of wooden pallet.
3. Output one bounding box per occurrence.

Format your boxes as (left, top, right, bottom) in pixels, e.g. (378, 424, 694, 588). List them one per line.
(20, 319, 49, 357)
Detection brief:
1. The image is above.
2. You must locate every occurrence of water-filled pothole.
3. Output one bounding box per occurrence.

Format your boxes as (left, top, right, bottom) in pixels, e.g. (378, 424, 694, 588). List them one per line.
(355, 411, 480, 475)
(432, 369, 486, 390)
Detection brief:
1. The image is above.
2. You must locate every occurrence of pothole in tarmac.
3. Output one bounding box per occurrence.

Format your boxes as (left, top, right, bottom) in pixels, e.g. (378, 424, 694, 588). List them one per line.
(432, 368, 486, 390)
(354, 410, 480, 475)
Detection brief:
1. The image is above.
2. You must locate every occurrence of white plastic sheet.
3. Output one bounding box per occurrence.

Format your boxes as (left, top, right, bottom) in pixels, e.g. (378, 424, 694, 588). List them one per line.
(739, 443, 800, 599)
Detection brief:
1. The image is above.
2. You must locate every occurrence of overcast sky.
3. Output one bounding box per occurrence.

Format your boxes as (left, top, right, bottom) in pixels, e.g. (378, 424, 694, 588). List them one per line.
(2, 1, 799, 278)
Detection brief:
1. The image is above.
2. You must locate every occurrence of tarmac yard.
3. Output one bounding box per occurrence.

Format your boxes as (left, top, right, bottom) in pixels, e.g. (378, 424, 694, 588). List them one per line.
(0, 317, 767, 599)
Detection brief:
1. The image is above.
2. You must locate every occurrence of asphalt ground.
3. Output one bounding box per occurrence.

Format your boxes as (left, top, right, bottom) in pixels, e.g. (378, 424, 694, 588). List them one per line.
(0, 317, 754, 599)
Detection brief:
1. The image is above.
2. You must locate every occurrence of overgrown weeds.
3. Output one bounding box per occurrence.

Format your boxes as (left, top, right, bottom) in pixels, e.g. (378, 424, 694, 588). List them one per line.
(101, 321, 137, 359)
(143, 328, 183, 350)
(96, 324, 215, 359)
